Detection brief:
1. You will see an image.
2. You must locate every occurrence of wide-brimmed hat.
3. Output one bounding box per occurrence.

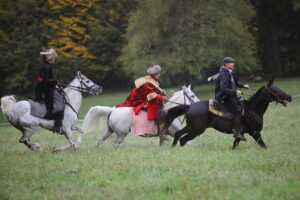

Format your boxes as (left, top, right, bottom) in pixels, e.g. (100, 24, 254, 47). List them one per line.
(40, 49, 57, 61)
(146, 65, 161, 75)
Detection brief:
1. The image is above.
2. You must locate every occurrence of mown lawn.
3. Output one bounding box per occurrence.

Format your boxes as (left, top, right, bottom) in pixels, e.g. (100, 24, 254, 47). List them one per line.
(0, 78, 299, 200)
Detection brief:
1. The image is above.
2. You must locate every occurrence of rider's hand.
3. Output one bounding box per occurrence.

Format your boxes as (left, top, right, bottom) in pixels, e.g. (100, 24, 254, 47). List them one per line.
(163, 96, 168, 101)
(160, 89, 167, 96)
(236, 90, 242, 96)
(244, 84, 250, 89)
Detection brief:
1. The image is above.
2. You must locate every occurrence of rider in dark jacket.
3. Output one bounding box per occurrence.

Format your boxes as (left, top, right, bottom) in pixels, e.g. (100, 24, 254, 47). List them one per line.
(215, 57, 250, 141)
(35, 49, 63, 134)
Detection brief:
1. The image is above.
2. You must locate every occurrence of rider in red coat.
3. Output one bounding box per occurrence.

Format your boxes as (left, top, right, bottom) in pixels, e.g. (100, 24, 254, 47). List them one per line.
(116, 65, 167, 120)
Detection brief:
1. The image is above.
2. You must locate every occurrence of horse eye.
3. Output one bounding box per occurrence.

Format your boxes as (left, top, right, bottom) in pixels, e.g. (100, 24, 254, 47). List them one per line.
(86, 80, 90, 83)
(191, 95, 195, 98)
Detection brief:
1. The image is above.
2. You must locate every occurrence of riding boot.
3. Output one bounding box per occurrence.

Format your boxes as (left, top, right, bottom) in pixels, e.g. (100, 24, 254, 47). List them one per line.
(53, 112, 64, 134)
(232, 113, 247, 141)
(44, 91, 54, 119)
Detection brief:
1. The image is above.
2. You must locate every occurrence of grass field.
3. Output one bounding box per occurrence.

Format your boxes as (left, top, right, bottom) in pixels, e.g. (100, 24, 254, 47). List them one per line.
(0, 78, 299, 200)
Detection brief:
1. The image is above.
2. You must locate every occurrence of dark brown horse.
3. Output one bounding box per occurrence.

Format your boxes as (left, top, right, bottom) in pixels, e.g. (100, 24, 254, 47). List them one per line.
(160, 80, 292, 149)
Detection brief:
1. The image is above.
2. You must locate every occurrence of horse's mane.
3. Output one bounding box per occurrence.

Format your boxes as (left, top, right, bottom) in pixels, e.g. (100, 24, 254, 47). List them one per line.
(245, 86, 265, 109)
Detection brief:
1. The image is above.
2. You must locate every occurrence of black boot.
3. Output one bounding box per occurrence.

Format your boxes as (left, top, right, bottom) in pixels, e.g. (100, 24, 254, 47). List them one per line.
(232, 113, 247, 141)
(53, 112, 64, 134)
(44, 112, 53, 119)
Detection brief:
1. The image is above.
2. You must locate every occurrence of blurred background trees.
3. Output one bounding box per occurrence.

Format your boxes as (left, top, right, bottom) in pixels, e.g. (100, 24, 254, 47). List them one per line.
(0, 0, 299, 96)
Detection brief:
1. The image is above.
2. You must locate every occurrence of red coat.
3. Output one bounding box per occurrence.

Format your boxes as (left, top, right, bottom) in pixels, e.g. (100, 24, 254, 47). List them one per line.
(116, 75, 165, 119)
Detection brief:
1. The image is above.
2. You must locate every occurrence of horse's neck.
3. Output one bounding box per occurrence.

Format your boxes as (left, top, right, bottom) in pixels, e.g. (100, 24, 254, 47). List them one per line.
(64, 79, 83, 112)
(163, 91, 183, 111)
(249, 91, 269, 117)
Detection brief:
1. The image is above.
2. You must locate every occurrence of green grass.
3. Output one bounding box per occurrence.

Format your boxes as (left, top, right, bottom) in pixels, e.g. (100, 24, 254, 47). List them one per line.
(0, 78, 300, 200)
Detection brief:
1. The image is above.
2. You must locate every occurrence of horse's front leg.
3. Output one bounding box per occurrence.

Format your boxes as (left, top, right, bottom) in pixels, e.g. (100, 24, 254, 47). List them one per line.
(249, 131, 267, 148)
(232, 138, 240, 149)
(71, 125, 84, 144)
(53, 128, 76, 152)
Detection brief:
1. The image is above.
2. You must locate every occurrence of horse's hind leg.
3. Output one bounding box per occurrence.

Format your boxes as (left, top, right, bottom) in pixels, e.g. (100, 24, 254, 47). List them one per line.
(19, 127, 41, 151)
(172, 126, 188, 147)
(112, 134, 127, 149)
(249, 132, 267, 148)
(179, 131, 200, 146)
(97, 128, 114, 147)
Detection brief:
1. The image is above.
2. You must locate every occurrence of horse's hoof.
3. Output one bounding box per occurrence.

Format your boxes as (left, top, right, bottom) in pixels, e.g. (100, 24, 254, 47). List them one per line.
(52, 147, 60, 152)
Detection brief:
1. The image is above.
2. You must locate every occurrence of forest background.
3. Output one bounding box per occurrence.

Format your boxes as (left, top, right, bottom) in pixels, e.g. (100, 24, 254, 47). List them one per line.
(0, 0, 299, 96)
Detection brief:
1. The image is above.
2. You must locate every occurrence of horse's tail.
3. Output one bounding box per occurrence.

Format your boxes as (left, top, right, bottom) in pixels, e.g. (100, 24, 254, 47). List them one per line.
(81, 106, 113, 134)
(1, 95, 17, 119)
(160, 104, 190, 133)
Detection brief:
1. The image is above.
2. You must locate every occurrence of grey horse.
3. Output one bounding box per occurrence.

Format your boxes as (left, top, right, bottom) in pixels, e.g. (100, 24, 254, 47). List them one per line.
(1, 71, 102, 152)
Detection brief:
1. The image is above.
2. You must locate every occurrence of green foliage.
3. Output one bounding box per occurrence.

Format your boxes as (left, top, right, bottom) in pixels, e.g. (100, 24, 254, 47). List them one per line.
(121, 0, 259, 86)
(0, 0, 49, 95)
(254, 0, 300, 77)
(87, 0, 137, 88)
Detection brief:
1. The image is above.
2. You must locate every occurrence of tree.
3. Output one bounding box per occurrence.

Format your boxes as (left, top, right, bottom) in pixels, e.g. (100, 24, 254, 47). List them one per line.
(253, 0, 300, 77)
(87, 0, 137, 88)
(0, 0, 49, 96)
(121, 0, 259, 86)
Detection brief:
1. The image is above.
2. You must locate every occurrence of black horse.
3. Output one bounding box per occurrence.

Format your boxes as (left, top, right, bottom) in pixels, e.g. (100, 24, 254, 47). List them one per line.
(160, 80, 292, 149)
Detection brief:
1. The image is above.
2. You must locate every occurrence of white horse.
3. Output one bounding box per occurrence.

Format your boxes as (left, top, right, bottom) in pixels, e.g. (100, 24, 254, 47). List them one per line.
(0, 71, 102, 151)
(82, 85, 199, 148)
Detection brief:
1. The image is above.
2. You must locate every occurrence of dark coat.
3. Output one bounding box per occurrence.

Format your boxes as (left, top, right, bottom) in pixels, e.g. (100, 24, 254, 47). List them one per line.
(35, 63, 57, 101)
(215, 67, 244, 102)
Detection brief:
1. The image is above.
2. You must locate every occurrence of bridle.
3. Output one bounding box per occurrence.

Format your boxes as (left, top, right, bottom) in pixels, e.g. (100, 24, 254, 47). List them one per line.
(265, 86, 286, 103)
(60, 75, 97, 98)
(57, 75, 99, 116)
(166, 90, 195, 105)
(243, 86, 287, 104)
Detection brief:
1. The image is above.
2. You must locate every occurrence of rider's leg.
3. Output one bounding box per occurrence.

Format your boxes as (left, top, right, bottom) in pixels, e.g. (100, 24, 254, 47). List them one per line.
(44, 87, 54, 119)
(225, 97, 246, 141)
(53, 112, 64, 134)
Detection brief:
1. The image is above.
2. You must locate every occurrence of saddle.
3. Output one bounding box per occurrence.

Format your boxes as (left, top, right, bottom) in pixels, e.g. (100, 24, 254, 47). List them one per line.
(28, 89, 66, 119)
(208, 99, 244, 119)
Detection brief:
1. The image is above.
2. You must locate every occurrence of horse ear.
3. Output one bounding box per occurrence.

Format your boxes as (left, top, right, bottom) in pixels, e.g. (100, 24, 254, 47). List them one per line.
(188, 84, 191, 90)
(267, 79, 274, 88)
(77, 71, 82, 78)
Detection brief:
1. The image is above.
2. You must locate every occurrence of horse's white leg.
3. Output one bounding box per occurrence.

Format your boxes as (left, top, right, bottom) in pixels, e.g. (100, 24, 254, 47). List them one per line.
(97, 128, 114, 147)
(19, 127, 41, 151)
(18, 115, 42, 151)
(112, 133, 128, 149)
(53, 128, 76, 152)
(71, 125, 84, 144)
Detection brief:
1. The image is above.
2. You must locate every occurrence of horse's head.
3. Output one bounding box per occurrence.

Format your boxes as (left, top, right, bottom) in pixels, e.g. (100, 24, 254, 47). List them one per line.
(265, 79, 292, 106)
(182, 85, 200, 104)
(76, 71, 103, 96)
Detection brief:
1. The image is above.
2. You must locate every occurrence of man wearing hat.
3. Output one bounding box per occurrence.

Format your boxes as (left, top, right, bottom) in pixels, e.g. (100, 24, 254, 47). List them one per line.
(116, 64, 167, 120)
(35, 49, 63, 133)
(215, 57, 250, 141)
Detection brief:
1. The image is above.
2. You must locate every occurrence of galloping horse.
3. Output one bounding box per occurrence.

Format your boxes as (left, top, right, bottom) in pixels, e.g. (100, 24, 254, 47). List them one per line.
(160, 80, 292, 149)
(81, 85, 199, 148)
(1, 72, 102, 151)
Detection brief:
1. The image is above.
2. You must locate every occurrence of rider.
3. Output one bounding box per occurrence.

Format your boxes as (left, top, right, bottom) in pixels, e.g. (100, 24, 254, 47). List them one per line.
(116, 64, 167, 120)
(215, 57, 250, 141)
(35, 48, 63, 133)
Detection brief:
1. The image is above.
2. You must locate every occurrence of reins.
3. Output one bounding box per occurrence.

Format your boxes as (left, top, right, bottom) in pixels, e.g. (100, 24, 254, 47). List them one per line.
(57, 76, 96, 116)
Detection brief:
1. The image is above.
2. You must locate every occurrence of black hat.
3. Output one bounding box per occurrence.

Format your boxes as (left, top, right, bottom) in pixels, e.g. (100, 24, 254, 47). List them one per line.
(223, 57, 235, 64)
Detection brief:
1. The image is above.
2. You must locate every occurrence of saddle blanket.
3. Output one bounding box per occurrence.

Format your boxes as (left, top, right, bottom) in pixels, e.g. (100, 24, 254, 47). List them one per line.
(130, 109, 157, 136)
(28, 90, 65, 118)
(208, 99, 234, 119)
